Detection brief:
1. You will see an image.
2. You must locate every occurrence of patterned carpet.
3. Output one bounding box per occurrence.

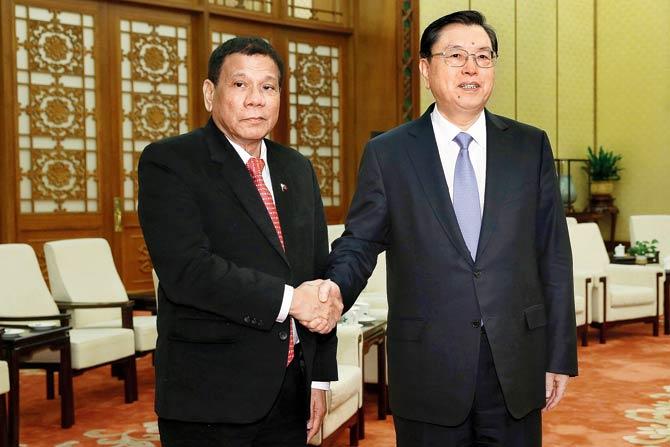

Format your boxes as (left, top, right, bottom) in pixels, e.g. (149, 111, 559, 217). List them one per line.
(14, 321, 670, 446)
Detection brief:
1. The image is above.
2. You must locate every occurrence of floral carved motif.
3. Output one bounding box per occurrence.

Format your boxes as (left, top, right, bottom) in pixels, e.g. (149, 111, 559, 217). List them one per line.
(296, 103, 333, 147)
(293, 52, 333, 97)
(128, 93, 179, 141)
(137, 243, 153, 274)
(129, 32, 178, 83)
(27, 84, 85, 138)
(310, 155, 336, 196)
(27, 16, 83, 75)
(25, 146, 89, 210)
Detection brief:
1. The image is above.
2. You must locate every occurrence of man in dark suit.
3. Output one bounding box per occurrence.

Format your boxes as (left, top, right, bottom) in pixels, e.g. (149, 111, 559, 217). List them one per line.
(318, 11, 577, 446)
(138, 37, 342, 446)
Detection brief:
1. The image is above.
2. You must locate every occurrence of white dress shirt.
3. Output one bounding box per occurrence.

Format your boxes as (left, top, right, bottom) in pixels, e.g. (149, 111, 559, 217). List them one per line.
(228, 137, 329, 390)
(430, 108, 487, 214)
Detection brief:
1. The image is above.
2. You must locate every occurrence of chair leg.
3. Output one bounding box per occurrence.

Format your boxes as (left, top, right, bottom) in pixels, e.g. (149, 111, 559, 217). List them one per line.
(653, 318, 660, 336)
(0, 393, 6, 447)
(46, 369, 55, 400)
(123, 357, 138, 403)
(599, 322, 607, 344)
(349, 420, 359, 446)
(581, 325, 588, 347)
(111, 363, 123, 380)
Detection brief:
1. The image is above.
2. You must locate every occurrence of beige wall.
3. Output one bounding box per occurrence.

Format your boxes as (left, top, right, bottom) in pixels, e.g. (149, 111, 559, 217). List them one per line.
(419, 0, 669, 240)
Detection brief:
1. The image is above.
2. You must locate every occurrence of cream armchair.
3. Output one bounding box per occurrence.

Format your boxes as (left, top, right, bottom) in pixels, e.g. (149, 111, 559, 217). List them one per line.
(0, 359, 8, 445)
(44, 238, 157, 355)
(309, 324, 362, 446)
(569, 223, 664, 343)
(0, 244, 137, 403)
(573, 274, 592, 346)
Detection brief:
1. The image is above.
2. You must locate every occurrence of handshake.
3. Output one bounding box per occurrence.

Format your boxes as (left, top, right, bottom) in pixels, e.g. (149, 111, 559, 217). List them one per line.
(289, 279, 343, 334)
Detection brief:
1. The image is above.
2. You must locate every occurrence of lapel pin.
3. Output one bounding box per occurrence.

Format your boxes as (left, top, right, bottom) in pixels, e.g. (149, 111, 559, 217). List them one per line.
(280, 183, 288, 192)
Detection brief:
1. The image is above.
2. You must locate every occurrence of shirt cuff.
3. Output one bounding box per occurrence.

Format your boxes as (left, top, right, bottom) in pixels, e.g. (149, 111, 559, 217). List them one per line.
(311, 381, 330, 391)
(276, 285, 293, 323)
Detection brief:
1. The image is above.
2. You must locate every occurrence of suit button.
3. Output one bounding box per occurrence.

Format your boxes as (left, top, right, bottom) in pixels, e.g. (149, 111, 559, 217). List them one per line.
(243, 316, 251, 324)
(251, 318, 257, 325)
(279, 331, 288, 341)
(258, 319, 263, 326)
(473, 270, 481, 279)
(472, 320, 481, 328)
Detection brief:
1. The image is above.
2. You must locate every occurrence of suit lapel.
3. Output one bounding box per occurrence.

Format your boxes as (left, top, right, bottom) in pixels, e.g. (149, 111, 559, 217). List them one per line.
(475, 110, 513, 260)
(204, 120, 290, 267)
(405, 107, 474, 265)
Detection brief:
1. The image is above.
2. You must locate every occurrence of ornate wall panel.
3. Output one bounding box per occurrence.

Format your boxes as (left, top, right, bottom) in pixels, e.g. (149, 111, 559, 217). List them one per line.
(288, 0, 343, 24)
(288, 40, 342, 207)
(211, 31, 238, 51)
(15, 4, 99, 213)
(209, 0, 272, 14)
(120, 19, 190, 211)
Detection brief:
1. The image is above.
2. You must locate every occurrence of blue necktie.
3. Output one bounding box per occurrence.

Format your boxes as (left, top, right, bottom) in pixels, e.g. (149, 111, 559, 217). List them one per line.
(452, 132, 481, 260)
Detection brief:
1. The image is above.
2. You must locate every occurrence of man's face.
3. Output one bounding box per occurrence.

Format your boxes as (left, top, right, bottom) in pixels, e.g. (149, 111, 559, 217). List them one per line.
(419, 23, 495, 121)
(203, 53, 280, 151)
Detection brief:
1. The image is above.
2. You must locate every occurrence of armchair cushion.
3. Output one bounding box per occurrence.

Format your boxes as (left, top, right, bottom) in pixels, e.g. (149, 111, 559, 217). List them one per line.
(328, 364, 362, 411)
(609, 284, 656, 308)
(26, 328, 135, 370)
(84, 315, 157, 352)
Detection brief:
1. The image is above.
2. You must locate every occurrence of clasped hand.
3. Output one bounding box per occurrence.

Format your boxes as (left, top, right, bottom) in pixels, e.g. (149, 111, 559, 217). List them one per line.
(289, 279, 343, 334)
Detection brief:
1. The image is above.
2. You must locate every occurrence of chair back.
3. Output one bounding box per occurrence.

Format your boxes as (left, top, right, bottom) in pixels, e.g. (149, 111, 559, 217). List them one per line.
(629, 215, 670, 260)
(568, 223, 610, 274)
(566, 217, 578, 226)
(44, 238, 127, 327)
(0, 244, 59, 318)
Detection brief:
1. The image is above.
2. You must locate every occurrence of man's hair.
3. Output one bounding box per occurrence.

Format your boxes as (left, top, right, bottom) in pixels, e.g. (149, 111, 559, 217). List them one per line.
(208, 36, 285, 86)
(419, 10, 498, 59)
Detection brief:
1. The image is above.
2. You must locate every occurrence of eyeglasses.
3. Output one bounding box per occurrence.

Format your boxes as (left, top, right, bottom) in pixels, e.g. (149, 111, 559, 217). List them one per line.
(430, 48, 498, 68)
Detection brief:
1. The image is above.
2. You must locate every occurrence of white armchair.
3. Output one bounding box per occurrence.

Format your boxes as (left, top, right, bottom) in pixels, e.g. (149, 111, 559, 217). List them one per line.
(309, 324, 362, 446)
(0, 359, 8, 445)
(569, 223, 664, 343)
(0, 244, 137, 403)
(573, 273, 592, 346)
(44, 238, 157, 355)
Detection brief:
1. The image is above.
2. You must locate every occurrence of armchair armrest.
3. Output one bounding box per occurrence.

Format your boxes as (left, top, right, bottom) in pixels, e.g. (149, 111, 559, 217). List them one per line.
(0, 313, 71, 328)
(335, 324, 363, 367)
(605, 264, 664, 288)
(55, 301, 135, 329)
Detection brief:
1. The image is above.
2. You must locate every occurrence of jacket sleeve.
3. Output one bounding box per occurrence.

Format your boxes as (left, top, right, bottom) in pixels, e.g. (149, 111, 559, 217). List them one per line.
(535, 132, 578, 376)
(138, 143, 284, 330)
(327, 141, 388, 311)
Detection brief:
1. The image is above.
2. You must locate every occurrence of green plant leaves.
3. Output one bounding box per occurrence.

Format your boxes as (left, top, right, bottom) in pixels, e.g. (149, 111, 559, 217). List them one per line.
(582, 146, 623, 181)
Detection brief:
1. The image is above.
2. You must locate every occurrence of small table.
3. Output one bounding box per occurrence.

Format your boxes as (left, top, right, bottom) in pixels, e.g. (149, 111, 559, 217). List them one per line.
(0, 326, 73, 447)
(358, 319, 387, 439)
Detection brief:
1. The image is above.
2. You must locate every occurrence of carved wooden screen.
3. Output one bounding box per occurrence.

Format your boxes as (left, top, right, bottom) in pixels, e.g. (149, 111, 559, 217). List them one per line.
(112, 7, 193, 293)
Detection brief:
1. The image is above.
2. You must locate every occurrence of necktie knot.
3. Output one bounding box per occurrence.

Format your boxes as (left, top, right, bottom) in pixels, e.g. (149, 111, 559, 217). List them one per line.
(246, 157, 265, 178)
(453, 132, 474, 152)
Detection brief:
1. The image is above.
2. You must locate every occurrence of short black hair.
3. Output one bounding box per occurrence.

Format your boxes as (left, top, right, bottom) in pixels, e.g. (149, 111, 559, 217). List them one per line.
(419, 10, 498, 59)
(208, 36, 285, 87)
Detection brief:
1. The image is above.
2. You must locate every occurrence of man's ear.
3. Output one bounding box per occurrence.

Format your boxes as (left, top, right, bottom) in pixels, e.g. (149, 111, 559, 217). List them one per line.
(202, 79, 215, 112)
(419, 58, 431, 90)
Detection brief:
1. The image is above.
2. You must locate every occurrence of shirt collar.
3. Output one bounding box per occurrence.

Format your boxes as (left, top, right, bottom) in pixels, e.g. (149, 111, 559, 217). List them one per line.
(227, 137, 268, 170)
(431, 107, 487, 148)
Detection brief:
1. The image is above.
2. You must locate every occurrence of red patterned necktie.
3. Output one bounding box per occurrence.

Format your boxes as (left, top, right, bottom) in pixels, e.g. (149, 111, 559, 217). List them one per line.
(246, 157, 294, 366)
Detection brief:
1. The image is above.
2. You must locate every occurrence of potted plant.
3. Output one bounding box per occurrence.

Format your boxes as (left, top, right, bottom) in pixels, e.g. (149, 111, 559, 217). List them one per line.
(583, 146, 623, 196)
(628, 239, 659, 265)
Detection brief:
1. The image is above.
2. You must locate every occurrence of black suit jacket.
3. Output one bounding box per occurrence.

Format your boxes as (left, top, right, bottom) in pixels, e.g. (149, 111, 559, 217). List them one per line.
(327, 106, 577, 426)
(138, 119, 338, 424)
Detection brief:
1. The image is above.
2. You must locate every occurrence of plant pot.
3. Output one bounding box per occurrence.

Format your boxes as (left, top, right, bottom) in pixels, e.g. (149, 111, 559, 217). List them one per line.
(635, 255, 648, 265)
(590, 180, 614, 196)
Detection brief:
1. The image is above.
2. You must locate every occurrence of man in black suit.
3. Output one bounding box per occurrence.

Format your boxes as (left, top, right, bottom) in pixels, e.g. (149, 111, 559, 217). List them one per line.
(318, 11, 577, 446)
(138, 37, 342, 446)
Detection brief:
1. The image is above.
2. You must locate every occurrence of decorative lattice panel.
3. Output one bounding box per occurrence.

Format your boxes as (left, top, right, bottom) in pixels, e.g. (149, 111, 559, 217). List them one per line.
(209, 0, 272, 14)
(288, 41, 341, 207)
(120, 19, 189, 211)
(287, 0, 343, 24)
(211, 31, 238, 51)
(15, 5, 98, 213)
(287, 0, 344, 24)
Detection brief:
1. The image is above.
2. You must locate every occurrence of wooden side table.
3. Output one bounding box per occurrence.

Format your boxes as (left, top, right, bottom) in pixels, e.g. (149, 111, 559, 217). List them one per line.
(0, 326, 73, 447)
(358, 320, 387, 440)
